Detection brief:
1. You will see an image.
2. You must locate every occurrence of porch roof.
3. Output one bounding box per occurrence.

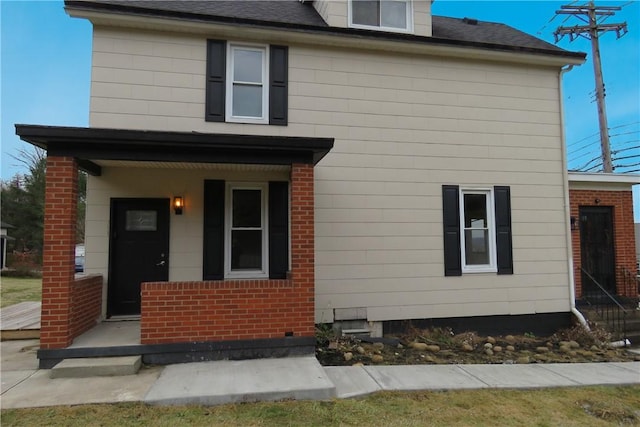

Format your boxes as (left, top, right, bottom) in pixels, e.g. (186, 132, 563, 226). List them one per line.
(15, 124, 334, 176)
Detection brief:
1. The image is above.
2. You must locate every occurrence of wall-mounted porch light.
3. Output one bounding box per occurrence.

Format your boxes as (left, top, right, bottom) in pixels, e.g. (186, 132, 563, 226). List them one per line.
(570, 216, 577, 231)
(173, 196, 184, 215)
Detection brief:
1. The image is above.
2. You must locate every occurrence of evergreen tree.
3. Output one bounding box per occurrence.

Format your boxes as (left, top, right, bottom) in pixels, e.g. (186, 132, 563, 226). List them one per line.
(1, 148, 86, 266)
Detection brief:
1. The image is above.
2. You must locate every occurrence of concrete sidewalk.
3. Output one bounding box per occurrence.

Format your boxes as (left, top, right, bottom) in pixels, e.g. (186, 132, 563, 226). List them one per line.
(2, 339, 639, 409)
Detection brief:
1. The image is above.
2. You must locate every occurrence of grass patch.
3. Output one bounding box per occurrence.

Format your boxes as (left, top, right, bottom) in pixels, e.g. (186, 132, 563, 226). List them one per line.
(0, 277, 42, 307)
(2, 386, 639, 426)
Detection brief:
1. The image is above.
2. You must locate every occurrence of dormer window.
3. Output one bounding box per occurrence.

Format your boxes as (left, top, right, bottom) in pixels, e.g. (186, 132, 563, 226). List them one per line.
(349, 0, 413, 33)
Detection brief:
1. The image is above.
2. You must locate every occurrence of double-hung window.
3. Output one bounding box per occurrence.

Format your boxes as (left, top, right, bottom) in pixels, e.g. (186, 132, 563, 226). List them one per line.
(349, 0, 413, 33)
(226, 184, 268, 278)
(203, 180, 289, 281)
(442, 185, 513, 276)
(460, 190, 496, 272)
(227, 44, 268, 124)
(205, 40, 288, 125)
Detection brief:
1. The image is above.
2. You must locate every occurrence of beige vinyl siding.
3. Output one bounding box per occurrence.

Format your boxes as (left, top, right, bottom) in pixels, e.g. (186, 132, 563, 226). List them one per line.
(413, 0, 433, 36)
(312, 0, 348, 28)
(89, 27, 570, 323)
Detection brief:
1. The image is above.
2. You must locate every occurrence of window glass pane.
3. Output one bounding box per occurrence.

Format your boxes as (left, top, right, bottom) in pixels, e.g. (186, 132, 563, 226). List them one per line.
(125, 210, 157, 231)
(233, 189, 261, 227)
(381, 1, 407, 28)
(464, 229, 490, 265)
(231, 230, 262, 269)
(232, 84, 262, 117)
(463, 194, 487, 228)
(352, 0, 379, 26)
(233, 49, 262, 83)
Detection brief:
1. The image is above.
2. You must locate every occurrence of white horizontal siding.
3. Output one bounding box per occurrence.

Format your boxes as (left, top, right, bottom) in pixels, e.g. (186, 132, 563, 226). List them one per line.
(88, 28, 571, 324)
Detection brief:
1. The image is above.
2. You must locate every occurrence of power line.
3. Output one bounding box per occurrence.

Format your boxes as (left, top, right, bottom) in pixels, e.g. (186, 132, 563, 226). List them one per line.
(566, 121, 640, 150)
(566, 130, 601, 149)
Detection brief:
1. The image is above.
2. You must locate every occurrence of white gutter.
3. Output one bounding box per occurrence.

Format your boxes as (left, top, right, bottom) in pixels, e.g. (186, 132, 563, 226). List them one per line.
(559, 64, 589, 330)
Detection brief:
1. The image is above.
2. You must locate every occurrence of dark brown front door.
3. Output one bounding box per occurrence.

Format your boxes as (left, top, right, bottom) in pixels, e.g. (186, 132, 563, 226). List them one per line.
(108, 198, 170, 316)
(580, 206, 616, 298)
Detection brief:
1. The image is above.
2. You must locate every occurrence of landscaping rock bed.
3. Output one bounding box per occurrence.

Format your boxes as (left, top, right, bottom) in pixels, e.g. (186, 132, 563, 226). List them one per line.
(315, 325, 640, 366)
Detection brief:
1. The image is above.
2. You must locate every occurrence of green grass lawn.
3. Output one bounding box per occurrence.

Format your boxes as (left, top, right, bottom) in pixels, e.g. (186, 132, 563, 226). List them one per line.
(1, 386, 639, 426)
(0, 277, 42, 307)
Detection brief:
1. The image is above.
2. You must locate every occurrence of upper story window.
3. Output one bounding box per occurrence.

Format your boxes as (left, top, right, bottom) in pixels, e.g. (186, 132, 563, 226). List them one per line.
(206, 40, 288, 126)
(227, 44, 268, 124)
(349, 0, 413, 33)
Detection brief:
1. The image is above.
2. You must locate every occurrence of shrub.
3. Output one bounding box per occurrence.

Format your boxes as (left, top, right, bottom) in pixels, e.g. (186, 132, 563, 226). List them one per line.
(3, 251, 42, 277)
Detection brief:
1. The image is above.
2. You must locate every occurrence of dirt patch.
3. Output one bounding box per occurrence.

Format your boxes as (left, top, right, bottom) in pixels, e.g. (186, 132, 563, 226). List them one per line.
(315, 325, 640, 366)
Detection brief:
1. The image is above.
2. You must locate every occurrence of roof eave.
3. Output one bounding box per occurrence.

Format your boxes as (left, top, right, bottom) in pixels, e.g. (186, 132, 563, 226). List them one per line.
(64, 3, 586, 67)
(568, 172, 640, 185)
(15, 124, 335, 175)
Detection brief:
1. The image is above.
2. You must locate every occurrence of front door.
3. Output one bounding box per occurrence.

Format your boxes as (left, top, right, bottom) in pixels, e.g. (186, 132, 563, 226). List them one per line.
(580, 206, 616, 298)
(108, 198, 170, 316)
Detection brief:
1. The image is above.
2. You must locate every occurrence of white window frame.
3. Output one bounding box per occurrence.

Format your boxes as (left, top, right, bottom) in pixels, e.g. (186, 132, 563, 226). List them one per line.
(348, 0, 413, 33)
(224, 183, 269, 279)
(226, 43, 269, 124)
(459, 188, 497, 273)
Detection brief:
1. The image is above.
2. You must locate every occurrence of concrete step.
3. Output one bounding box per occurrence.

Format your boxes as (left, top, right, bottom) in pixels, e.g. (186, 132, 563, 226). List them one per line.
(50, 356, 142, 379)
(144, 356, 335, 406)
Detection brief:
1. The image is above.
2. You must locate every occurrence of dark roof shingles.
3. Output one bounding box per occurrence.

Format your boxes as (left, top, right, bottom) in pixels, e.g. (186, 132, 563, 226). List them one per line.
(75, 0, 328, 27)
(67, 0, 571, 54)
(432, 16, 563, 52)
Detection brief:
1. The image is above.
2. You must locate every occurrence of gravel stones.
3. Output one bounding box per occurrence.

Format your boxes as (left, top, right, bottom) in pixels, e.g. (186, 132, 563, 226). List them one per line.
(409, 342, 428, 351)
(461, 344, 474, 352)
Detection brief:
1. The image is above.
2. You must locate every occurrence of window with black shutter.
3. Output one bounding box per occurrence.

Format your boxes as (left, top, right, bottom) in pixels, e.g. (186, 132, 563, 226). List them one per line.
(205, 40, 288, 125)
(442, 185, 513, 276)
(203, 180, 289, 280)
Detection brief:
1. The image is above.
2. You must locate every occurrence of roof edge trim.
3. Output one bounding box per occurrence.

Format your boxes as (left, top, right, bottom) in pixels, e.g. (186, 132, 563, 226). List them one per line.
(64, 2, 586, 64)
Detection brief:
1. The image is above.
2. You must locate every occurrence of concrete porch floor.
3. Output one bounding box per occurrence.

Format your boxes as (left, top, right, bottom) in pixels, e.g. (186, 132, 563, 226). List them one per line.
(69, 320, 141, 348)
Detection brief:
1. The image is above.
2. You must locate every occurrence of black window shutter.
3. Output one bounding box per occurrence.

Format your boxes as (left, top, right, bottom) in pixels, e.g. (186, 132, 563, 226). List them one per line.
(269, 181, 289, 278)
(442, 185, 462, 276)
(203, 180, 225, 280)
(205, 40, 226, 122)
(269, 45, 288, 126)
(494, 186, 513, 275)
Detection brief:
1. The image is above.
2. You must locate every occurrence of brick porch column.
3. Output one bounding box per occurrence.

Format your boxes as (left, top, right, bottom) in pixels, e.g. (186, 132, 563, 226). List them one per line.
(290, 163, 316, 336)
(40, 156, 78, 349)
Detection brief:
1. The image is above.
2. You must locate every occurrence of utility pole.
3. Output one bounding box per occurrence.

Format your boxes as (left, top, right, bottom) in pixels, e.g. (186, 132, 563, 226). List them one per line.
(554, 1, 627, 173)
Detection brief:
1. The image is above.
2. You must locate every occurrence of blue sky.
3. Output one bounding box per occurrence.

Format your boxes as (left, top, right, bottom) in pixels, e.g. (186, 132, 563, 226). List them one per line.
(1, 0, 639, 219)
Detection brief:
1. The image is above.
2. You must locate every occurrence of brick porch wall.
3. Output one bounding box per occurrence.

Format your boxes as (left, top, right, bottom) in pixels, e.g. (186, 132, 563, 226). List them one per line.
(140, 280, 314, 343)
(69, 275, 103, 339)
(140, 163, 316, 345)
(569, 189, 637, 298)
(40, 156, 78, 349)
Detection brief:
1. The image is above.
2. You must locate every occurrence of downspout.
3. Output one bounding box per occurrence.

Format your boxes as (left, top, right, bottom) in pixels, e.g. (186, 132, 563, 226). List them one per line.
(559, 64, 589, 330)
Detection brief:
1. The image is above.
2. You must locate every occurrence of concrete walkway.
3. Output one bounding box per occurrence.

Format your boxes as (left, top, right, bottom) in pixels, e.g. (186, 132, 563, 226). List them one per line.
(1, 339, 639, 409)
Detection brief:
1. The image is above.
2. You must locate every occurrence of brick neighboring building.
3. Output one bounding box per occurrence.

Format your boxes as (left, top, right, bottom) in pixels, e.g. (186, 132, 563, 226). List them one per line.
(568, 172, 640, 300)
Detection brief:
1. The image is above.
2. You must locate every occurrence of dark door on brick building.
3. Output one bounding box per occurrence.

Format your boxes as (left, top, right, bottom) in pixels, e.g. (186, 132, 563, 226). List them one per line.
(108, 198, 170, 316)
(580, 206, 616, 298)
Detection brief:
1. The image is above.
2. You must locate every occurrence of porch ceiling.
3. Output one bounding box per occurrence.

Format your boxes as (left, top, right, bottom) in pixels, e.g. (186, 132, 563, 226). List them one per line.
(95, 160, 291, 172)
(15, 124, 334, 176)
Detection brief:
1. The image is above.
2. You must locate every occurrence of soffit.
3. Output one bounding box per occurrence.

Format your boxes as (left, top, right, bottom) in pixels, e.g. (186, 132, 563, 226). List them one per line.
(95, 160, 290, 172)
